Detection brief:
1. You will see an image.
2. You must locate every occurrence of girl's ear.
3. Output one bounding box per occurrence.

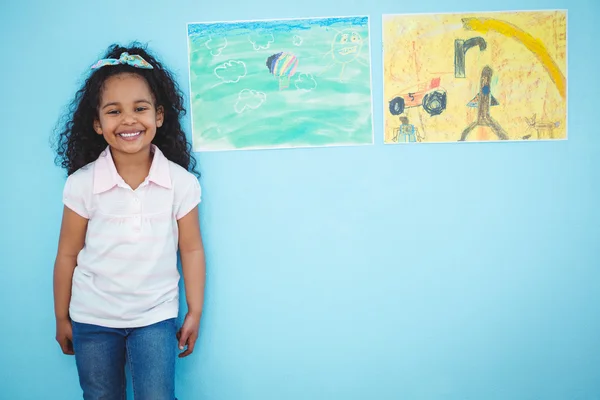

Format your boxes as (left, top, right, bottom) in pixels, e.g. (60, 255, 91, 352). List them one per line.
(93, 119, 103, 135)
(156, 106, 164, 128)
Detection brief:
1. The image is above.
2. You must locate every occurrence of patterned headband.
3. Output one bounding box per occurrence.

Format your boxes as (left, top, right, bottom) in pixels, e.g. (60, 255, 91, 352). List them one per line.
(91, 52, 153, 70)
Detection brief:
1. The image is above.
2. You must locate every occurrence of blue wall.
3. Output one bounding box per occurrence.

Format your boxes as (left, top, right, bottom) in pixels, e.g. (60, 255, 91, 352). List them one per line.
(1, 0, 599, 398)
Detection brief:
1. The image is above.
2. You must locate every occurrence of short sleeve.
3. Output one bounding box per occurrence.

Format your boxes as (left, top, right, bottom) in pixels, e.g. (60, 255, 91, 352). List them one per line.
(175, 176, 201, 220)
(63, 173, 90, 219)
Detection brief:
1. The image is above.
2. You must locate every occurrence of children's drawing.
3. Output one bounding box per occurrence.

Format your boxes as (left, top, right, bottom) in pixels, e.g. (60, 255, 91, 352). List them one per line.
(382, 10, 567, 143)
(187, 16, 373, 151)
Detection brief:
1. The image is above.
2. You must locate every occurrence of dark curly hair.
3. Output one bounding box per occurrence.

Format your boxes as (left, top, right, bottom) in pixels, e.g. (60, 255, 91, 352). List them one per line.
(53, 42, 199, 177)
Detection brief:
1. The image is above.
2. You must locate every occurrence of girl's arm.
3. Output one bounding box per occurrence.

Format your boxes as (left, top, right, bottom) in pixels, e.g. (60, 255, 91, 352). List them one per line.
(176, 206, 206, 357)
(53, 206, 88, 355)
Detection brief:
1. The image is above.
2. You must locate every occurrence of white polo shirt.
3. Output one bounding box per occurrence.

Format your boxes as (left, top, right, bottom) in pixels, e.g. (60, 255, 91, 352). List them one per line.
(63, 145, 201, 328)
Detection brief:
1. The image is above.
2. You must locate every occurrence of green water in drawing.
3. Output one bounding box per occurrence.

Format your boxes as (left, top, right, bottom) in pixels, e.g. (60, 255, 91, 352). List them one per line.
(187, 17, 373, 151)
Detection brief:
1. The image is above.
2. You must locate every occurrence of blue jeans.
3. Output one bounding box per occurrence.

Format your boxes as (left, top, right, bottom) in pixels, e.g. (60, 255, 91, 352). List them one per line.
(72, 318, 177, 400)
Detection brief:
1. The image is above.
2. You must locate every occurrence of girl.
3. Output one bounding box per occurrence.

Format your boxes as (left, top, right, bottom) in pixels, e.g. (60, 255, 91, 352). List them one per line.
(52, 43, 206, 399)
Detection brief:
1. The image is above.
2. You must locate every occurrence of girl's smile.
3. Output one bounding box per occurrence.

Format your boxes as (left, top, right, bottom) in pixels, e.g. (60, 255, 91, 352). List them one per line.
(117, 130, 144, 141)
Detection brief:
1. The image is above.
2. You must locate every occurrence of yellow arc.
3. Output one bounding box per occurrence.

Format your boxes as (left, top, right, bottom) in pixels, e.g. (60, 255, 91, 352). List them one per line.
(462, 17, 566, 99)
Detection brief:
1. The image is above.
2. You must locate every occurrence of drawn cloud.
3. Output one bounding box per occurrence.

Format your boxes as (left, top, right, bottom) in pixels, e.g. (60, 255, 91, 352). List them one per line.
(201, 126, 223, 139)
(294, 73, 317, 91)
(205, 36, 228, 56)
(292, 35, 303, 46)
(248, 33, 275, 50)
(214, 60, 247, 84)
(234, 89, 266, 113)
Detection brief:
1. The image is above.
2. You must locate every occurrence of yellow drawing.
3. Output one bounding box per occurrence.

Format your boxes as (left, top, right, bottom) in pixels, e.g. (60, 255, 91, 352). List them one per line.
(383, 10, 567, 143)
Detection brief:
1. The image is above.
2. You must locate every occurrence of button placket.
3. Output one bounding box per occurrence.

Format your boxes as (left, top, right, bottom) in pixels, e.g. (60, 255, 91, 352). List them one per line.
(133, 193, 142, 231)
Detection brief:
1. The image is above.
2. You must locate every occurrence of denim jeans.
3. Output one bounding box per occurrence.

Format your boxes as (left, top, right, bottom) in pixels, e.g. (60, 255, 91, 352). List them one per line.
(71, 318, 177, 400)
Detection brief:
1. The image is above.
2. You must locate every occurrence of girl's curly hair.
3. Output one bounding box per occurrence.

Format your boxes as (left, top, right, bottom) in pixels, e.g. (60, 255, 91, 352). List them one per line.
(53, 42, 199, 177)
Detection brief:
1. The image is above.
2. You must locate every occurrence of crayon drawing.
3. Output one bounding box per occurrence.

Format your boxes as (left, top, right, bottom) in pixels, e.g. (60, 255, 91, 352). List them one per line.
(187, 16, 373, 151)
(382, 10, 567, 143)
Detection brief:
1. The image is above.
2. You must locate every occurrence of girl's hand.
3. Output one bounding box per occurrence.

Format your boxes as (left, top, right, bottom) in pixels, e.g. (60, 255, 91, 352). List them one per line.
(55, 318, 74, 355)
(176, 312, 200, 358)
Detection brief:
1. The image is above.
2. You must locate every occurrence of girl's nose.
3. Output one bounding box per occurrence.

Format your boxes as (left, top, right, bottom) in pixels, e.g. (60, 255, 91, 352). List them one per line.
(122, 112, 137, 124)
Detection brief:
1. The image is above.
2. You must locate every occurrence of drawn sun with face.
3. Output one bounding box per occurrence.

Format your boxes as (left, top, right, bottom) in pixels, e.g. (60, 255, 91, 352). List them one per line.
(319, 28, 369, 82)
(334, 30, 362, 62)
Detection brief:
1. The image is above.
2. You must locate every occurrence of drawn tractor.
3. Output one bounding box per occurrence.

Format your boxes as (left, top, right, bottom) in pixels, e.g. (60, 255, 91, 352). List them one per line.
(388, 77, 447, 117)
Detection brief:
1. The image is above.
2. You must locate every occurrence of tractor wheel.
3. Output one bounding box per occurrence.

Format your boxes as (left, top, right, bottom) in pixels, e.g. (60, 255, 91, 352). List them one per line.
(389, 97, 405, 115)
(422, 90, 447, 116)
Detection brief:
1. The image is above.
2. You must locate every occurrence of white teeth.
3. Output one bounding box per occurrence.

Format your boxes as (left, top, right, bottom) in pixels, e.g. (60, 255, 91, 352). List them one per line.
(119, 131, 141, 138)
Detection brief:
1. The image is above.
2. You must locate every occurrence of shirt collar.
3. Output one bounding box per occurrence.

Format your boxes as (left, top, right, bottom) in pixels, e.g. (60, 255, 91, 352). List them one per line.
(93, 145, 172, 194)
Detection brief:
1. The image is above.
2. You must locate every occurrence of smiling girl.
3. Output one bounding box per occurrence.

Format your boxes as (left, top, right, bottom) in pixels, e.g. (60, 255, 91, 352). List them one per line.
(52, 43, 205, 400)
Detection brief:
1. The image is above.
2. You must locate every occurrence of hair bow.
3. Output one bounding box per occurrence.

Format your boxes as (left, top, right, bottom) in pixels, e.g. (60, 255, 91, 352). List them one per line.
(91, 52, 153, 70)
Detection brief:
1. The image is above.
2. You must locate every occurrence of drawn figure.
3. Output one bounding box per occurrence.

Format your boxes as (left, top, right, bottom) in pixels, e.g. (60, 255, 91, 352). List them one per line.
(524, 113, 560, 139)
(393, 116, 420, 143)
(266, 52, 299, 90)
(320, 29, 369, 82)
(388, 77, 447, 117)
(459, 66, 508, 141)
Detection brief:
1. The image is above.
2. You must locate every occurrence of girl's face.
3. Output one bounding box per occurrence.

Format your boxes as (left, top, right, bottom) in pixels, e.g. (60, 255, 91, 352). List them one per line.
(94, 73, 164, 158)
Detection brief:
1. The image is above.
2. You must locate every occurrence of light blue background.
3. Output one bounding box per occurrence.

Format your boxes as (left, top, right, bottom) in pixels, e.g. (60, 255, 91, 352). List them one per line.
(1, 0, 599, 399)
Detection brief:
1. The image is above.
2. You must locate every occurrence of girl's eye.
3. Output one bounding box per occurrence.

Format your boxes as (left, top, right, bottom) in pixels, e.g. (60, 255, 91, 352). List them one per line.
(136, 107, 148, 112)
(107, 110, 119, 115)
